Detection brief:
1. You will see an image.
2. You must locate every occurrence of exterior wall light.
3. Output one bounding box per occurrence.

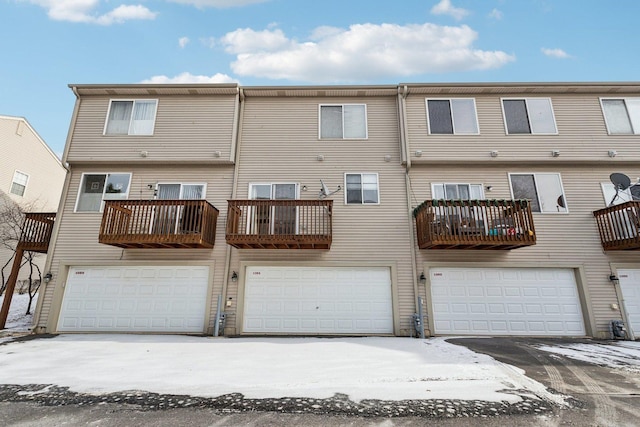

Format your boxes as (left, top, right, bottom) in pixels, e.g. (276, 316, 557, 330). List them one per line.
(231, 271, 238, 282)
(419, 272, 426, 284)
(490, 150, 499, 158)
(608, 150, 617, 158)
(43, 272, 53, 283)
(609, 274, 619, 285)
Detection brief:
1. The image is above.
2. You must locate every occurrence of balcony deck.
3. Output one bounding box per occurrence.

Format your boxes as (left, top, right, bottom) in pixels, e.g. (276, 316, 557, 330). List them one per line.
(99, 200, 219, 249)
(17, 212, 56, 253)
(413, 199, 536, 250)
(226, 200, 332, 249)
(593, 201, 640, 250)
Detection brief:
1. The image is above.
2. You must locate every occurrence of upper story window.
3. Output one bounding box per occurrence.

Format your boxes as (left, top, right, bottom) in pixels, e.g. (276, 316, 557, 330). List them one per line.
(426, 99, 479, 134)
(345, 173, 379, 204)
(432, 183, 484, 200)
(10, 170, 29, 197)
(502, 98, 557, 134)
(75, 173, 131, 212)
(104, 100, 157, 135)
(509, 173, 567, 213)
(601, 98, 640, 134)
(320, 104, 367, 139)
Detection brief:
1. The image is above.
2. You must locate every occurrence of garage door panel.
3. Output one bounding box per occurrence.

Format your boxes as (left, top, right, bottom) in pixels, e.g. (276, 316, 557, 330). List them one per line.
(58, 266, 209, 333)
(617, 270, 640, 337)
(243, 266, 393, 334)
(431, 268, 585, 336)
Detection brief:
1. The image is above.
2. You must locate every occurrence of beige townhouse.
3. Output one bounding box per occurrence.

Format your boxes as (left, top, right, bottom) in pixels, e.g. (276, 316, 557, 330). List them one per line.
(33, 85, 240, 334)
(401, 82, 640, 340)
(31, 82, 640, 340)
(0, 115, 66, 283)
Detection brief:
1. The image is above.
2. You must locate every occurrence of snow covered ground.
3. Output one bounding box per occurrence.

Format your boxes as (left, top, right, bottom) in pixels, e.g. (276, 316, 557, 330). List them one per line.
(1, 293, 638, 410)
(0, 292, 37, 336)
(538, 341, 640, 373)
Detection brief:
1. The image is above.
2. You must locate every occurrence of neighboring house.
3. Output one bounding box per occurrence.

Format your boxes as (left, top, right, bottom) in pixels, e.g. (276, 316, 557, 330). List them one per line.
(0, 115, 66, 283)
(32, 83, 640, 340)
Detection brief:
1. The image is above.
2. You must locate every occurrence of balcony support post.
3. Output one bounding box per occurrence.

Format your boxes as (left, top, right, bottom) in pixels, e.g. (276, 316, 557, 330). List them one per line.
(0, 248, 24, 329)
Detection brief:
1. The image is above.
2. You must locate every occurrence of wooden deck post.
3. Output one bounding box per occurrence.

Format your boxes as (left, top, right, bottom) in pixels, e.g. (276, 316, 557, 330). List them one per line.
(0, 248, 24, 329)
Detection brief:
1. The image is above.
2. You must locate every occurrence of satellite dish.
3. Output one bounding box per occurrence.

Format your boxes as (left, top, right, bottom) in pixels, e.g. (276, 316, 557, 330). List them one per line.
(319, 179, 341, 199)
(610, 173, 632, 190)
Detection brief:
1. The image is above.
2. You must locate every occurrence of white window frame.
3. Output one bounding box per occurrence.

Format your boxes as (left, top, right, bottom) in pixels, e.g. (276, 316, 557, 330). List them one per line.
(248, 182, 299, 234)
(155, 182, 207, 200)
(319, 104, 368, 140)
(431, 183, 485, 200)
(10, 170, 29, 197)
(344, 173, 380, 205)
(425, 98, 480, 135)
(74, 172, 132, 213)
(600, 97, 640, 135)
(501, 97, 558, 135)
(103, 99, 158, 136)
(508, 172, 568, 214)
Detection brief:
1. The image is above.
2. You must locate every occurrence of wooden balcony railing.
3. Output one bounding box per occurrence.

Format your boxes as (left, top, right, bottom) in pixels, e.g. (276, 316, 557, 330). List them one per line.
(226, 200, 332, 249)
(99, 200, 219, 249)
(593, 201, 640, 250)
(413, 199, 536, 250)
(17, 212, 56, 253)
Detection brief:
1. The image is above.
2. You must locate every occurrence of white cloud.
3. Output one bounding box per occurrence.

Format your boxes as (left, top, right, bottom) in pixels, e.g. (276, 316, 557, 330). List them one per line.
(489, 8, 503, 20)
(22, 0, 157, 25)
(219, 28, 293, 54)
(541, 48, 571, 59)
(167, 0, 267, 8)
(217, 23, 514, 83)
(141, 72, 238, 84)
(430, 0, 469, 21)
(179, 37, 190, 48)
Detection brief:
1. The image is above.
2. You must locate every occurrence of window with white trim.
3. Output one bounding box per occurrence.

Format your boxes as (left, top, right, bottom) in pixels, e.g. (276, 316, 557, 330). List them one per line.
(10, 171, 29, 197)
(509, 173, 567, 213)
(320, 104, 367, 139)
(601, 98, 640, 134)
(104, 100, 157, 135)
(432, 183, 484, 200)
(502, 98, 557, 134)
(75, 173, 131, 212)
(426, 99, 479, 134)
(345, 173, 379, 204)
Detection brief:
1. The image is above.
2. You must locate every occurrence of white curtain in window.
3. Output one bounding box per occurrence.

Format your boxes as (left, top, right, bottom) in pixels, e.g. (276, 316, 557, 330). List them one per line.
(157, 184, 181, 200)
(182, 184, 204, 199)
(131, 100, 157, 135)
(344, 105, 366, 138)
(106, 101, 133, 134)
(602, 100, 633, 134)
(626, 98, 640, 133)
(535, 174, 567, 213)
(362, 174, 378, 203)
(451, 99, 478, 134)
(321, 106, 343, 138)
(527, 99, 556, 134)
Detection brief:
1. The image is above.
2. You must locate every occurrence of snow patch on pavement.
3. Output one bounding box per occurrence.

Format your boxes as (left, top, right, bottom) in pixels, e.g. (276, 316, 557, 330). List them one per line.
(538, 341, 640, 373)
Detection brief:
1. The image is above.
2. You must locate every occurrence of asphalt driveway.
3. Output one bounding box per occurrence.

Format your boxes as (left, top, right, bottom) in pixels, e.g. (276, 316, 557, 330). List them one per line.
(449, 337, 640, 427)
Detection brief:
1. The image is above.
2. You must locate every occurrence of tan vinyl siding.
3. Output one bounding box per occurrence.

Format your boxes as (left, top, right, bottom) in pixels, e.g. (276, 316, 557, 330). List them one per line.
(36, 165, 234, 334)
(406, 93, 640, 163)
(66, 95, 237, 163)
(409, 164, 640, 338)
(225, 95, 417, 335)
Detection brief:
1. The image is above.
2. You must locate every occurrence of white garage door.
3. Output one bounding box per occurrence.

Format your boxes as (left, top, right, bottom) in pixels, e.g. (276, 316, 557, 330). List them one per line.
(430, 267, 585, 336)
(58, 266, 209, 333)
(243, 266, 393, 334)
(617, 269, 640, 338)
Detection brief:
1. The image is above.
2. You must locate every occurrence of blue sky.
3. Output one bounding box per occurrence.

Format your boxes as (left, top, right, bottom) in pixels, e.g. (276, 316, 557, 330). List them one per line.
(1, 0, 639, 156)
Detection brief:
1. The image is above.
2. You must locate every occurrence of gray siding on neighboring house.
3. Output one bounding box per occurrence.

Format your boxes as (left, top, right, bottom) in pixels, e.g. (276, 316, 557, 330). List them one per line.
(225, 92, 416, 335)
